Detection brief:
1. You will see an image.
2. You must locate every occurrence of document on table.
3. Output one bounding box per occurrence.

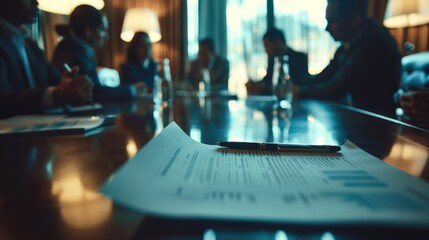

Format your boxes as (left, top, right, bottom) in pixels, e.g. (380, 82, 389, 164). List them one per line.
(44, 103, 103, 114)
(0, 115, 104, 135)
(100, 122, 429, 227)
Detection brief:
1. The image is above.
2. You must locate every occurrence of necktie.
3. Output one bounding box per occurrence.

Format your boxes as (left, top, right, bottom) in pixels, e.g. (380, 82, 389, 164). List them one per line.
(13, 35, 35, 88)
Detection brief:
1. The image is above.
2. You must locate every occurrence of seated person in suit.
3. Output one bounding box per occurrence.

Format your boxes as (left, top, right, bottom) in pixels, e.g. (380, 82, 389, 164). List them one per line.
(246, 28, 309, 95)
(52, 4, 139, 102)
(186, 38, 229, 92)
(295, 0, 402, 117)
(0, 0, 93, 119)
(120, 31, 158, 92)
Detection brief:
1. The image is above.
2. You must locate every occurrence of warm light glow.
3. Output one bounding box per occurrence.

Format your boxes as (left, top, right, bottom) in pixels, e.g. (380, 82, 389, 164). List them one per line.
(307, 115, 315, 122)
(38, 0, 105, 15)
(126, 140, 138, 158)
(52, 177, 112, 229)
(384, 140, 428, 177)
(384, 0, 429, 28)
(257, 67, 267, 79)
(121, 8, 162, 43)
(253, 111, 265, 120)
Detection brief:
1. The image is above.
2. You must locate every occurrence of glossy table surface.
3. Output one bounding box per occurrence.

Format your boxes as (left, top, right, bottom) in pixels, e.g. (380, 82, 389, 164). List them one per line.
(0, 96, 428, 240)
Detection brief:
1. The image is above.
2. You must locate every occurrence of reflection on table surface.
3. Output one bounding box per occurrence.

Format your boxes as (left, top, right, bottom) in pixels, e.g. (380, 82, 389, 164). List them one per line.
(0, 96, 428, 240)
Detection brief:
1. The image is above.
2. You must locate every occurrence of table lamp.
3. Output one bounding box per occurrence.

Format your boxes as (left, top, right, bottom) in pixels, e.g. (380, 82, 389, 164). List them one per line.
(384, 0, 429, 54)
(38, 0, 105, 15)
(121, 8, 162, 43)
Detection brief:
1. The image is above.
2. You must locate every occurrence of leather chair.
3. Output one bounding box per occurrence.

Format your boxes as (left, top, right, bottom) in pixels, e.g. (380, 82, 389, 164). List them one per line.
(400, 51, 429, 91)
(395, 51, 429, 102)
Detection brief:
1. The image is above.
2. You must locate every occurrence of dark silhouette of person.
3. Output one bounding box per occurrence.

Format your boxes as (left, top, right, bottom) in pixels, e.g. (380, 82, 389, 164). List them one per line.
(246, 28, 309, 95)
(186, 38, 230, 92)
(52, 4, 138, 102)
(295, 0, 402, 117)
(120, 31, 158, 92)
(0, 0, 93, 119)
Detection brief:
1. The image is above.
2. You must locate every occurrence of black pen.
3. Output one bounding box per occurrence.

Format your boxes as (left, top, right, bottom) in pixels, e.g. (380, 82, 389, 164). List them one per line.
(218, 141, 341, 152)
(63, 63, 78, 77)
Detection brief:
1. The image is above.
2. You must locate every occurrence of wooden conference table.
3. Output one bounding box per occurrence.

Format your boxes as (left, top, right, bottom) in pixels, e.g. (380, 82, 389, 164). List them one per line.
(0, 95, 428, 240)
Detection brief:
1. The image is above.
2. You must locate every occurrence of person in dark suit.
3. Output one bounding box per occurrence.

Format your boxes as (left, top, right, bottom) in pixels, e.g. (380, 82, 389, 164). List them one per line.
(120, 31, 158, 92)
(295, 0, 402, 117)
(52, 5, 137, 102)
(246, 28, 309, 95)
(0, 0, 93, 119)
(186, 38, 230, 92)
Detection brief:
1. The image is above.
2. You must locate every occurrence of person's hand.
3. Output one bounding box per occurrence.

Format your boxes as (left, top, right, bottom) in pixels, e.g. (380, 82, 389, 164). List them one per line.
(399, 89, 429, 127)
(246, 80, 273, 95)
(53, 67, 93, 106)
(134, 81, 150, 96)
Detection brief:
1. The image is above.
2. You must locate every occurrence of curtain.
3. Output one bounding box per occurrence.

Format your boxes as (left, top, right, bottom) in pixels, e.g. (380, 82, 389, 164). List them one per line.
(40, 12, 68, 61)
(368, 0, 429, 55)
(367, 0, 388, 25)
(40, 0, 185, 82)
(274, 0, 338, 75)
(225, 0, 268, 95)
(198, 0, 227, 57)
(388, 24, 429, 55)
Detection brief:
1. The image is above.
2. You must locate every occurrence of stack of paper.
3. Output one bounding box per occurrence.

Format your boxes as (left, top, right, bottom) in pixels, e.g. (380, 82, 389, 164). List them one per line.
(100, 122, 429, 228)
(0, 115, 104, 135)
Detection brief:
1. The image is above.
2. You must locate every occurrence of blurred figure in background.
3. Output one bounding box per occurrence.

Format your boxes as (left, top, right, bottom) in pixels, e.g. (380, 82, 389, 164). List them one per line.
(186, 38, 230, 92)
(399, 89, 429, 128)
(395, 52, 429, 128)
(0, 0, 92, 119)
(52, 4, 139, 102)
(120, 31, 158, 93)
(295, 0, 401, 117)
(246, 28, 308, 95)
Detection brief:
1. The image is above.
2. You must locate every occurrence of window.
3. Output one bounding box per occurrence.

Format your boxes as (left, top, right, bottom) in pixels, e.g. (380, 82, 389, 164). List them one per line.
(187, 0, 338, 97)
(274, 0, 338, 74)
(227, 0, 267, 97)
(187, 0, 199, 60)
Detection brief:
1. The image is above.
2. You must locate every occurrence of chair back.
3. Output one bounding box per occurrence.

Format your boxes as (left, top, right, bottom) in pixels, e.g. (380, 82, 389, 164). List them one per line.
(401, 51, 429, 91)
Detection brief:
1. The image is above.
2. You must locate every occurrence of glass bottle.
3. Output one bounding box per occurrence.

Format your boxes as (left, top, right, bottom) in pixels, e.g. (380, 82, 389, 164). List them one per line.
(160, 58, 174, 104)
(198, 68, 211, 97)
(152, 75, 163, 105)
(154, 58, 174, 105)
(274, 55, 293, 109)
(203, 68, 211, 95)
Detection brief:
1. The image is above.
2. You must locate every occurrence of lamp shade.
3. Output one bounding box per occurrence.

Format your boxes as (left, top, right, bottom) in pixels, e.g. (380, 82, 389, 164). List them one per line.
(384, 0, 429, 28)
(38, 0, 105, 15)
(121, 8, 161, 43)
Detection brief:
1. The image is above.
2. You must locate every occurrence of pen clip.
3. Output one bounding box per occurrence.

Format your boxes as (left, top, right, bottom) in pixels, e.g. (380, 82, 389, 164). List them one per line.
(63, 63, 78, 77)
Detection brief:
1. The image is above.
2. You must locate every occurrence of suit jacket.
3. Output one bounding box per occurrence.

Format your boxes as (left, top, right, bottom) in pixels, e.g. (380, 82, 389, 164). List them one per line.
(0, 24, 60, 119)
(299, 18, 402, 117)
(120, 60, 158, 88)
(187, 55, 229, 91)
(52, 36, 132, 102)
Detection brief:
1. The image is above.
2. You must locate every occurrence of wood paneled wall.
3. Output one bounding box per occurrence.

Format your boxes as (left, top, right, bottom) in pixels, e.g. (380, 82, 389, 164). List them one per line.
(367, 0, 429, 56)
(388, 24, 429, 56)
